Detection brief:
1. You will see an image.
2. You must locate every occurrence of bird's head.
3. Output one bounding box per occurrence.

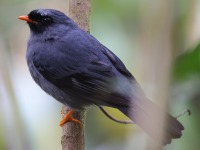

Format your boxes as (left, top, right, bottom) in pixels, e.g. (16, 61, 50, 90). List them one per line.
(18, 9, 77, 34)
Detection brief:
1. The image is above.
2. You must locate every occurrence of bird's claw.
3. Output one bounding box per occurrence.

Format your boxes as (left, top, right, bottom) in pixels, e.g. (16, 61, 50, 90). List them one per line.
(59, 109, 81, 127)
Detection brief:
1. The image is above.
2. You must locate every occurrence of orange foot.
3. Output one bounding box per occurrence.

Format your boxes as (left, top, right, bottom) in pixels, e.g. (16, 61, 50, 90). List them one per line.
(59, 109, 81, 127)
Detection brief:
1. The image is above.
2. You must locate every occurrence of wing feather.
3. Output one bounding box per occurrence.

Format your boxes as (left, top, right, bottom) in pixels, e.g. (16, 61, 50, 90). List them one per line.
(32, 30, 135, 108)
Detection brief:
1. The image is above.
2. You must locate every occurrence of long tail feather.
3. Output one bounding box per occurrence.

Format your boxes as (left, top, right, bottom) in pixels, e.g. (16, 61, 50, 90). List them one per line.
(118, 98, 184, 145)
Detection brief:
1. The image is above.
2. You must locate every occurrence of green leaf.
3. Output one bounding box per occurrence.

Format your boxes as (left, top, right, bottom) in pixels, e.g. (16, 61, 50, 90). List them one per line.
(173, 43, 200, 81)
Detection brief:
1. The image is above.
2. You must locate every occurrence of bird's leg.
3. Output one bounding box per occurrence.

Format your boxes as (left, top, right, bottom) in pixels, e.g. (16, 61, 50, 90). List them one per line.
(59, 109, 81, 127)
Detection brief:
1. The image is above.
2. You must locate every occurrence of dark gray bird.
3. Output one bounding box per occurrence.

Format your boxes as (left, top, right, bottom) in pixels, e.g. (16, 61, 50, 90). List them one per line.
(18, 9, 184, 145)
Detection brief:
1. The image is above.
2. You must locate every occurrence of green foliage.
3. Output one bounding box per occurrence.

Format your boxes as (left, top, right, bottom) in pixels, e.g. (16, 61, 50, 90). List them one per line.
(171, 42, 200, 150)
(173, 43, 200, 81)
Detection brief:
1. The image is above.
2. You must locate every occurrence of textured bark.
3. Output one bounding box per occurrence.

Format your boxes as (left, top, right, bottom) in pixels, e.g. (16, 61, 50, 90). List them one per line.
(61, 0, 91, 150)
(61, 107, 86, 150)
(69, 0, 91, 32)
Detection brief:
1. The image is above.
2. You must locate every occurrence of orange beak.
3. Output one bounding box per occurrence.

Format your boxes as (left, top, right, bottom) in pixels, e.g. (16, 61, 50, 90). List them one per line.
(18, 16, 37, 24)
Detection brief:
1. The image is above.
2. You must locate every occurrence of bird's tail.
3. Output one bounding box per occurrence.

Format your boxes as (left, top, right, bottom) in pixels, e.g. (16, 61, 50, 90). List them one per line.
(118, 97, 184, 145)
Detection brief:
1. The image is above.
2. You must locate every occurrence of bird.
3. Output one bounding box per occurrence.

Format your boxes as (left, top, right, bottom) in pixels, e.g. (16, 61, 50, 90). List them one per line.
(18, 9, 184, 145)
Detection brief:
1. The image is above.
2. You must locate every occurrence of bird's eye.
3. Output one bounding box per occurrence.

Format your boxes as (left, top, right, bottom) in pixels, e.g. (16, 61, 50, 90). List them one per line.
(42, 17, 52, 24)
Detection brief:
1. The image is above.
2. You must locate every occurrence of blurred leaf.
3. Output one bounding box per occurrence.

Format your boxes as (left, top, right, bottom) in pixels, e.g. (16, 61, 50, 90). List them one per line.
(0, 110, 6, 150)
(173, 43, 200, 81)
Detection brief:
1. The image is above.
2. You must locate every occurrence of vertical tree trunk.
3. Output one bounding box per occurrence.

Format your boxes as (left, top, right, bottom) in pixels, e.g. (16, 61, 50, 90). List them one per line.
(69, 0, 91, 32)
(61, 107, 86, 150)
(61, 0, 91, 150)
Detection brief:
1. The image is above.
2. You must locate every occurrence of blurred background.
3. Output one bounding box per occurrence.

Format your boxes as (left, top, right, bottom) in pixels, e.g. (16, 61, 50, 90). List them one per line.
(0, 0, 200, 150)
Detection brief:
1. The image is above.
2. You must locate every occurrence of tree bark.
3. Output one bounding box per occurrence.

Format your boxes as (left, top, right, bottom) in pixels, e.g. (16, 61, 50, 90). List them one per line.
(61, 0, 91, 150)
(61, 107, 86, 150)
(69, 0, 91, 32)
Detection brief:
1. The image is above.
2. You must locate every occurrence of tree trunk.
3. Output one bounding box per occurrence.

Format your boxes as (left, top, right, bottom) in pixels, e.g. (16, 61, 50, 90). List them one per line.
(61, 0, 91, 150)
